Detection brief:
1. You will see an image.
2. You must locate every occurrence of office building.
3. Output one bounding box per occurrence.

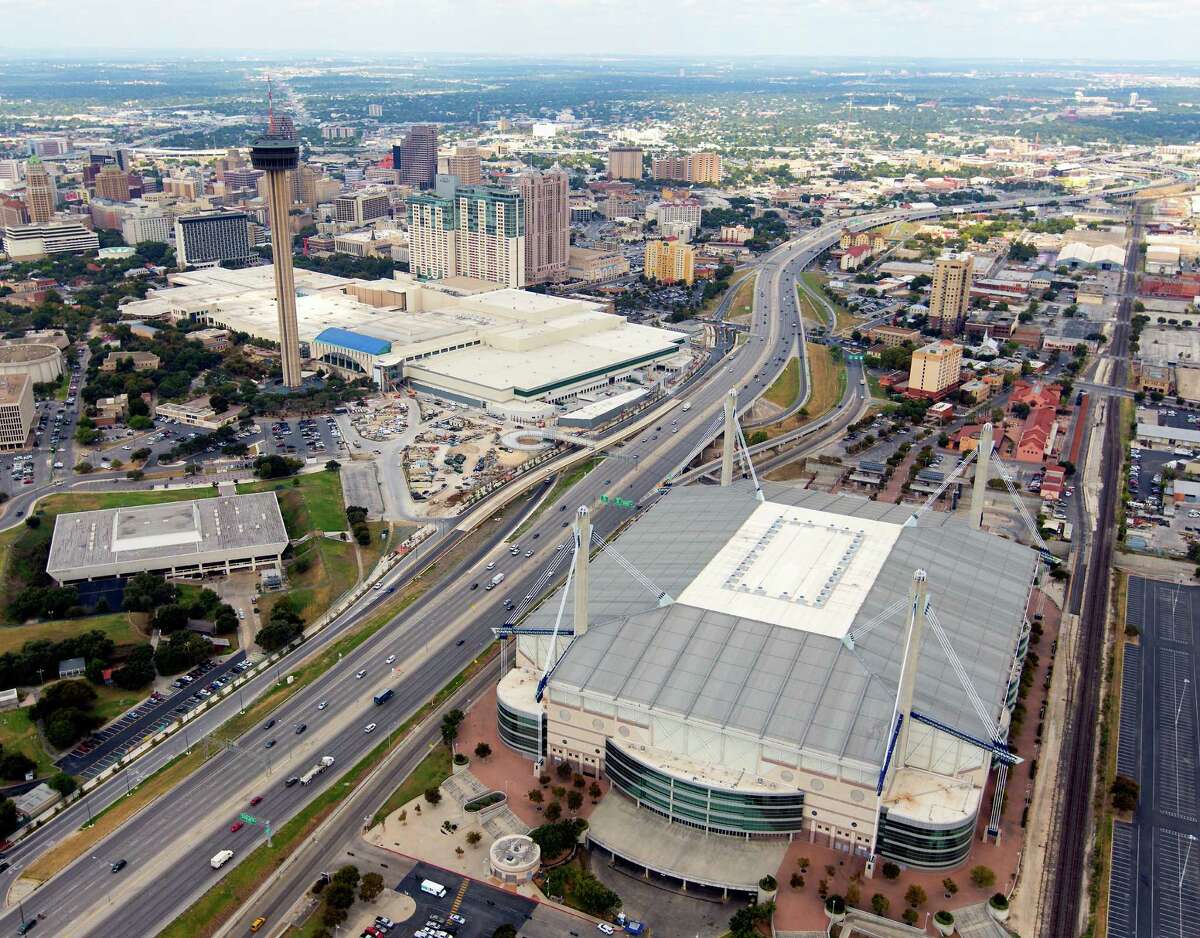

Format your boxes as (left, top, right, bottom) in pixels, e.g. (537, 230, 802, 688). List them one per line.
(507, 169, 569, 286)
(321, 125, 356, 141)
(250, 135, 304, 387)
(267, 113, 297, 140)
(47, 493, 289, 584)
(23, 158, 55, 224)
(496, 477, 1037, 882)
(2, 221, 99, 260)
(368, 104, 383, 118)
(334, 189, 391, 226)
(0, 160, 22, 184)
(393, 124, 438, 190)
(163, 176, 202, 200)
(644, 239, 695, 285)
(0, 197, 28, 228)
(223, 168, 265, 193)
(173, 210, 254, 269)
(0, 374, 33, 450)
(607, 146, 644, 180)
(93, 164, 130, 202)
(444, 141, 482, 186)
(31, 138, 67, 158)
(929, 254, 973, 337)
(907, 339, 964, 399)
(651, 152, 721, 184)
(120, 206, 172, 246)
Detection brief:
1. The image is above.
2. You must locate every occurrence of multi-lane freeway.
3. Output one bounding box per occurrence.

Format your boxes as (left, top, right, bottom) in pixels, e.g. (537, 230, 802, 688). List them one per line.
(0, 181, 1159, 937)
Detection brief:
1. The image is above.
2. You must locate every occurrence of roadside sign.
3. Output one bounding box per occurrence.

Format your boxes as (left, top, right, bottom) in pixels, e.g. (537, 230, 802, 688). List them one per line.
(599, 494, 636, 510)
(239, 813, 257, 824)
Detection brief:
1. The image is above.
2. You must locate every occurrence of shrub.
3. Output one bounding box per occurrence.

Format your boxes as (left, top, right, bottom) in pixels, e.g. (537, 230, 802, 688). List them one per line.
(528, 789, 544, 804)
(902, 908, 919, 926)
(881, 862, 901, 880)
(905, 884, 927, 908)
(990, 892, 1009, 911)
(556, 761, 572, 780)
(1111, 774, 1140, 811)
(871, 894, 889, 916)
(935, 910, 954, 926)
(970, 865, 997, 889)
(759, 875, 777, 891)
(474, 742, 492, 760)
(544, 801, 562, 821)
(943, 877, 959, 896)
(359, 872, 384, 902)
(466, 831, 483, 847)
(566, 790, 583, 811)
(789, 873, 804, 889)
(423, 787, 442, 806)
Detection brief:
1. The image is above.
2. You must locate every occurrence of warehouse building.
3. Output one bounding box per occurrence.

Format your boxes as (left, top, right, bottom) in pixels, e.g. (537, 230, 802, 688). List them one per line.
(497, 478, 1038, 885)
(47, 492, 289, 584)
(118, 266, 685, 421)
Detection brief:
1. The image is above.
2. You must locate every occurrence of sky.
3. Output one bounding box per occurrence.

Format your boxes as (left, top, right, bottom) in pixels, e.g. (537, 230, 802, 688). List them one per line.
(1, 0, 1197, 62)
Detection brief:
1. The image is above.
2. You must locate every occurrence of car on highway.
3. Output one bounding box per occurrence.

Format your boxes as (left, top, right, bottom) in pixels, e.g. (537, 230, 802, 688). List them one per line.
(317, 701, 328, 710)
(364, 722, 377, 734)
(16, 920, 36, 935)
(230, 821, 244, 833)
(250, 796, 263, 807)
(250, 917, 267, 934)
(264, 739, 275, 749)
(294, 723, 307, 735)
(111, 859, 127, 873)
(356, 669, 367, 679)
(524, 550, 533, 557)
(284, 776, 299, 787)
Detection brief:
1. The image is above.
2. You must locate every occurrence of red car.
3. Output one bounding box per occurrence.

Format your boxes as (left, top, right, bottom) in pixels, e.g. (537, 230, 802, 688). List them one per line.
(230, 821, 244, 833)
(249, 796, 263, 807)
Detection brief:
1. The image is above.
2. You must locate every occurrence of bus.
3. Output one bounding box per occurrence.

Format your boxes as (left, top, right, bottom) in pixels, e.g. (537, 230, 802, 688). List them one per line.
(420, 879, 447, 898)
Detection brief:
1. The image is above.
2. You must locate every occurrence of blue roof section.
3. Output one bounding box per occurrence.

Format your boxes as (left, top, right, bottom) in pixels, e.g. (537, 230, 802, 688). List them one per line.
(314, 327, 391, 356)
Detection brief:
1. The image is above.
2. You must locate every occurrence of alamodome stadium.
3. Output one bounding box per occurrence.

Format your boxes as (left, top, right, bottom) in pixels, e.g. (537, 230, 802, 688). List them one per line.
(495, 408, 1041, 891)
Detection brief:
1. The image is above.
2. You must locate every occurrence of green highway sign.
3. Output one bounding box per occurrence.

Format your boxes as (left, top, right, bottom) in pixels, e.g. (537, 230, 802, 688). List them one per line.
(599, 494, 636, 510)
(239, 813, 258, 824)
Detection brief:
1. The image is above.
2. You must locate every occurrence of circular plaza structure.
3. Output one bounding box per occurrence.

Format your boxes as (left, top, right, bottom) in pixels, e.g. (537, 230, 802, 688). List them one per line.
(0, 344, 62, 385)
(488, 834, 540, 884)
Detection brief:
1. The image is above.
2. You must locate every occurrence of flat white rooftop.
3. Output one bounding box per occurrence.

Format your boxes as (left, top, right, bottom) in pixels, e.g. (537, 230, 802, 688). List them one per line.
(676, 501, 901, 639)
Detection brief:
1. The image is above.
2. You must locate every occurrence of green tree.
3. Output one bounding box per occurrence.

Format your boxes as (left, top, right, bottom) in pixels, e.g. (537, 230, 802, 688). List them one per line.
(905, 884, 927, 908)
(474, 742, 492, 760)
(424, 788, 442, 806)
(358, 871, 384, 901)
(970, 865, 997, 889)
(871, 893, 889, 916)
(48, 771, 78, 796)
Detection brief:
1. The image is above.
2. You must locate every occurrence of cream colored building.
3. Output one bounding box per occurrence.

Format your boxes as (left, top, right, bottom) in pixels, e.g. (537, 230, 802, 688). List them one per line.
(568, 247, 630, 283)
(908, 340, 963, 398)
(929, 254, 973, 336)
(0, 374, 34, 450)
(23, 159, 55, 224)
(644, 239, 695, 285)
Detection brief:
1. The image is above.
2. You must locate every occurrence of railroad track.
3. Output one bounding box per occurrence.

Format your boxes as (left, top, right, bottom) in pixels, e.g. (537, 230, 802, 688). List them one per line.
(1042, 214, 1138, 937)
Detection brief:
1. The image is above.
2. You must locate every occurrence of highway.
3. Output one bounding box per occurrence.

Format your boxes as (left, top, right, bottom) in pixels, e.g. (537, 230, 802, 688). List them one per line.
(0, 181, 1156, 937)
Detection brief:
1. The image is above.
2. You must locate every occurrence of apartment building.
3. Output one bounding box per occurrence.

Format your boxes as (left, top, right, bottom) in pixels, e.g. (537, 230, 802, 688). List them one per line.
(607, 147, 643, 180)
(507, 169, 569, 285)
(929, 254, 974, 337)
(643, 239, 695, 285)
(907, 339, 964, 399)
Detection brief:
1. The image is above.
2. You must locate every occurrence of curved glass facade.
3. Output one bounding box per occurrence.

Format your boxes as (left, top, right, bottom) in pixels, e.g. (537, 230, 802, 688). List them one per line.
(497, 696, 544, 760)
(876, 808, 976, 870)
(605, 741, 806, 835)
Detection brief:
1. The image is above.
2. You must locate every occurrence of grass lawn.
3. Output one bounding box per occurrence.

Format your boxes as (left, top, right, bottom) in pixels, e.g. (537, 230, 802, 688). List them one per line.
(800, 272, 857, 334)
(91, 685, 147, 725)
(259, 535, 359, 626)
(372, 744, 453, 824)
(764, 357, 800, 409)
(237, 470, 346, 536)
(0, 707, 57, 778)
(0, 612, 141, 657)
(762, 344, 846, 441)
(723, 271, 757, 324)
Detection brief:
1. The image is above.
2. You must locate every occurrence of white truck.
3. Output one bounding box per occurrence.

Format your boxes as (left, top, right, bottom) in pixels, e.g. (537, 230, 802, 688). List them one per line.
(301, 756, 336, 785)
(210, 849, 234, 869)
(490, 573, 505, 587)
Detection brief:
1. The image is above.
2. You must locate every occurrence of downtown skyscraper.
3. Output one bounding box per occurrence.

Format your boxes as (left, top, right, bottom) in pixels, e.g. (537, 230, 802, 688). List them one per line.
(393, 124, 438, 190)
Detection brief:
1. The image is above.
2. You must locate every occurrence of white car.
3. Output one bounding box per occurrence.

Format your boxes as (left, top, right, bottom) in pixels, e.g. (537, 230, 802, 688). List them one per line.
(597, 926, 615, 936)
(1189, 510, 1200, 519)
(317, 701, 328, 710)
(385, 654, 396, 665)
(364, 722, 377, 734)
(356, 669, 367, 679)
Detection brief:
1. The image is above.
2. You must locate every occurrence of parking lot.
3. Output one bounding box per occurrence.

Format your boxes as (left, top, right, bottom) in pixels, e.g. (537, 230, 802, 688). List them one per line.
(58, 651, 249, 778)
(259, 416, 344, 461)
(396, 862, 537, 938)
(1111, 577, 1200, 937)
